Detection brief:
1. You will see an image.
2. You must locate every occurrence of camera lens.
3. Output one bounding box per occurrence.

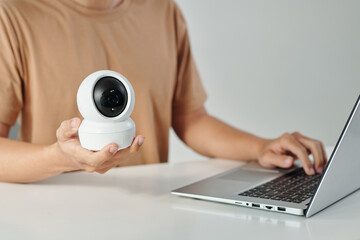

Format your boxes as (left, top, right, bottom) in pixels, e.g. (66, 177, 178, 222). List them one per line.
(93, 76, 128, 117)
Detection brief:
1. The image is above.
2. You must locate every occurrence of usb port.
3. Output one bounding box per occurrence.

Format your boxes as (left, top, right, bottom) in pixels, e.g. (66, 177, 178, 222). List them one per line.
(277, 207, 286, 211)
(252, 203, 260, 208)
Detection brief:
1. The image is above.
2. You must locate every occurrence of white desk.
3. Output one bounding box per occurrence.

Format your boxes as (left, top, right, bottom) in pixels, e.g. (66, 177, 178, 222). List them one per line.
(0, 158, 359, 240)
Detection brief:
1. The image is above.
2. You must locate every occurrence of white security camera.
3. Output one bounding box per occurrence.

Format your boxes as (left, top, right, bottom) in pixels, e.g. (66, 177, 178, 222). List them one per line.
(77, 70, 135, 151)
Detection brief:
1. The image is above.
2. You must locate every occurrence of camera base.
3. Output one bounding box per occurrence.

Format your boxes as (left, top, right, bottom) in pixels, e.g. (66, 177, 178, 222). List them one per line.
(78, 118, 135, 151)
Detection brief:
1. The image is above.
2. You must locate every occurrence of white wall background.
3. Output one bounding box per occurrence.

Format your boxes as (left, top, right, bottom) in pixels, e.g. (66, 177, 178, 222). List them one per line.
(169, 0, 360, 162)
(9, 0, 360, 164)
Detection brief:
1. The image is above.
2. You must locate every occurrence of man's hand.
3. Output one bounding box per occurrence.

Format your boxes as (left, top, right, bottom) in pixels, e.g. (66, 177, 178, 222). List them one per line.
(257, 132, 327, 175)
(55, 118, 145, 174)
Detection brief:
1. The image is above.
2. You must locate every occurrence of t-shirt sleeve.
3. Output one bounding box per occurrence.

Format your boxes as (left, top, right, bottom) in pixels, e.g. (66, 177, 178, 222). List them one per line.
(0, 4, 24, 126)
(172, 3, 207, 116)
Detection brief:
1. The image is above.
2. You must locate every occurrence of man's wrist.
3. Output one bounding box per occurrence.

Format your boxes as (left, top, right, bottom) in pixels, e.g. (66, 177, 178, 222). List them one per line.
(45, 143, 80, 173)
(250, 136, 270, 161)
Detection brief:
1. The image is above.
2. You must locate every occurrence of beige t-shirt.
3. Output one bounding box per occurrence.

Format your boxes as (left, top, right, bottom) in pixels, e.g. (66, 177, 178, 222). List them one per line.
(0, 0, 207, 166)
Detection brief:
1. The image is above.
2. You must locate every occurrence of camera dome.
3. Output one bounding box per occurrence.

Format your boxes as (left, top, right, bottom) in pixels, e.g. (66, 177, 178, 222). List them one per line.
(77, 70, 135, 122)
(93, 76, 128, 117)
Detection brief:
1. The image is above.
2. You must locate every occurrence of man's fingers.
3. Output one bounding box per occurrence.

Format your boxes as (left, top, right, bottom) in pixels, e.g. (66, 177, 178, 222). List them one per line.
(279, 133, 315, 175)
(96, 166, 113, 174)
(105, 135, 145, 165)
(114, 135, 145, 157)
(87, 135, 144, 169)
(56, 118, 81, 141)
(292, 132, 326, 173)
(71, 135, 144, 173)
(129, 135, 145, 153)
(260, 151, 294, 169)
(94, 135, 145, 171)
(86, 143, 118, 168)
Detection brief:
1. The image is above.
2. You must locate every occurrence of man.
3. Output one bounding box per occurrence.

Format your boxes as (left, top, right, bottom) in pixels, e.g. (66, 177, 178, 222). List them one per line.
(0, 0, 327, 183)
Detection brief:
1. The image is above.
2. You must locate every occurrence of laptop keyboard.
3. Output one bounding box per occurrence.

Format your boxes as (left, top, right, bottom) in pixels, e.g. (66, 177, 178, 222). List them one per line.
(238, 168, 322, 204)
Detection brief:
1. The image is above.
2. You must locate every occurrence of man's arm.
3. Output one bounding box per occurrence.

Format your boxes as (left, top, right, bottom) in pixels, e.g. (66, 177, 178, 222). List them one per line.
(0, 119, 144, 183)
(172, 107, 327, 175)
(0, 122, 71, 183)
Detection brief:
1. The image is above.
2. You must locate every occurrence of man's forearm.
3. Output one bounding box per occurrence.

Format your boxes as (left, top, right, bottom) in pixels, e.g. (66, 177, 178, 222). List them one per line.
(173, 107, 327, 175)
(173, 109, 268, 161)
(0, 138, 72, 183)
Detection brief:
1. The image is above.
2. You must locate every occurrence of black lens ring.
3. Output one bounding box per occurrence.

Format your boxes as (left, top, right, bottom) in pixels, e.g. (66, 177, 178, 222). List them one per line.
(93, 76, 128, 117)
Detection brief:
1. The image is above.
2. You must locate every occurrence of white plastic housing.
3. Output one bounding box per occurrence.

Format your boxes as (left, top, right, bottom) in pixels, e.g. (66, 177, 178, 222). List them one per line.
(78, 119, 135, 151)
(76, 70, 136, 151)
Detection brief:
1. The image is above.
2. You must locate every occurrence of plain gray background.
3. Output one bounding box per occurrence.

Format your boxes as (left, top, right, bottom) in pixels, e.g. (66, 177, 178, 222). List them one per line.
(9, 0, 360, 163)
(169, 0, 360, 162)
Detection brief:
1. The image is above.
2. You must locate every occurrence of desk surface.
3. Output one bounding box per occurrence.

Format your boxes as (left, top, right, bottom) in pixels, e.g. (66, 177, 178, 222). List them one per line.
(1, 158, 359, 240)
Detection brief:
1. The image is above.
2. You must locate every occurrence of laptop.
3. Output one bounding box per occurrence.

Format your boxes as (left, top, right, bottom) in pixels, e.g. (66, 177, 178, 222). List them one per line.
(172, 95, 360, 217)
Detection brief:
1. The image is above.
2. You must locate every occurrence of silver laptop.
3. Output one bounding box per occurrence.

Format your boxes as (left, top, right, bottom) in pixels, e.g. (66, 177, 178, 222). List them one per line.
(172, 95, 360, 217)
